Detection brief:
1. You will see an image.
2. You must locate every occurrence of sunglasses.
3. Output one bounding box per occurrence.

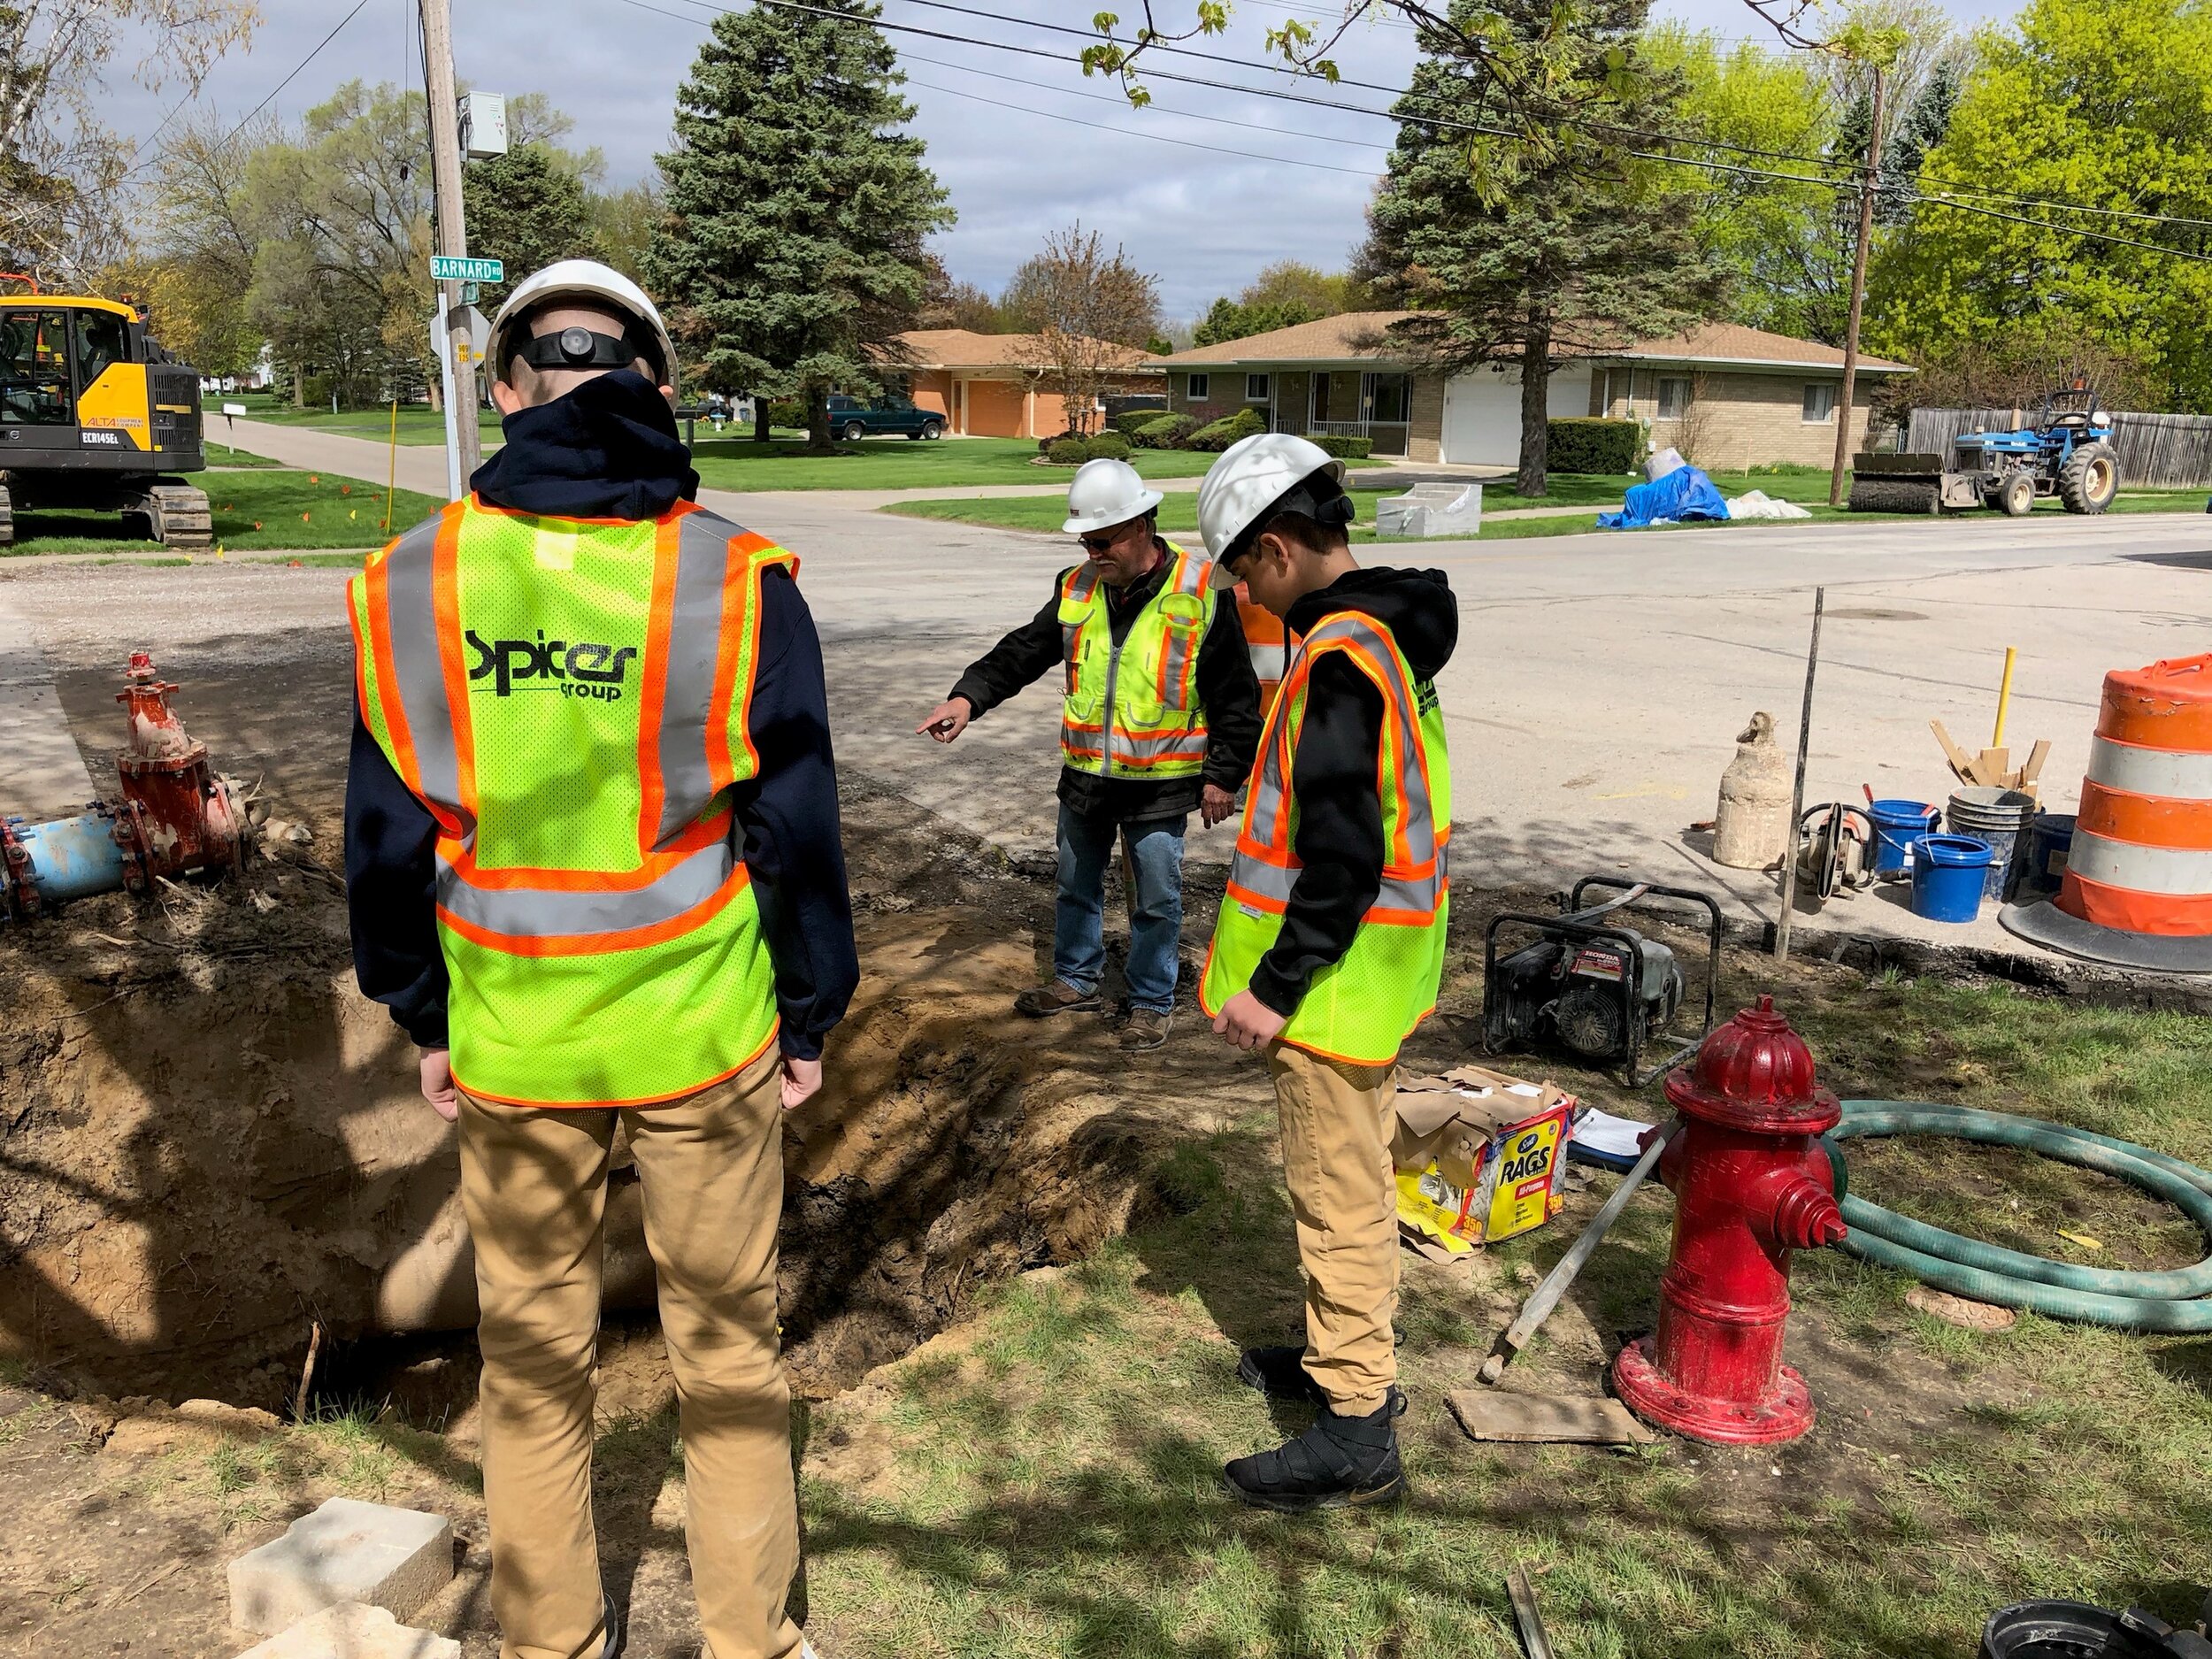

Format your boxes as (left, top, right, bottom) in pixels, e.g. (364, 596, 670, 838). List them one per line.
(1079, 531, 1125, 553)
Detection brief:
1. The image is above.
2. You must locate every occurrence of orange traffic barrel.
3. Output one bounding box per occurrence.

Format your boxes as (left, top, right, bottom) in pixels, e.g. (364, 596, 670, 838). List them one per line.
(2003, 654, 2212, 971)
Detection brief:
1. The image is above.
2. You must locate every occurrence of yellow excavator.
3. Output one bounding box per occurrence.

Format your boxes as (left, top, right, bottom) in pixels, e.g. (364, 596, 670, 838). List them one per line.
(1, 275, 211, 549)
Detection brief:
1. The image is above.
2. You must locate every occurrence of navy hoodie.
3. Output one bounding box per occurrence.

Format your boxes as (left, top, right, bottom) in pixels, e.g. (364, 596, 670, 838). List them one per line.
(1249, 565, 1458, 1018)
(342, 371, 859, 1064)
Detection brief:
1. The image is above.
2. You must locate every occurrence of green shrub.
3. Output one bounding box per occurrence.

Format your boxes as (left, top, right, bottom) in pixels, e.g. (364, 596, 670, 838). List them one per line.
(1186, 407, 1266, 452)
(1133, 413, 1198, 449)
(1110, 407, 1169, 436)
(1084, 433, 1133, 461)
(765, 398, 807, 429)
(1045, 437, 1088, 465)
(1548, 418, 1640, 474)
(1309, 434, 1373, 460)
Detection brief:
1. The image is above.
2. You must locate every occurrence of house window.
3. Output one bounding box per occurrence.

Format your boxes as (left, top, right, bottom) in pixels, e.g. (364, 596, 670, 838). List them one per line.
(1657, 377, 1691, 420)
(1802, 382, 1838, 423)
(1363, 372, 1410, 424)
(1186, 373, 1210, 402)
(1245, 373, 1271, 402)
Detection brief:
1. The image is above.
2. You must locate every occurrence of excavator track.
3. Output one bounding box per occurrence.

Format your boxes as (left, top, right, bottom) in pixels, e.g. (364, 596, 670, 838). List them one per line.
(137, 480, 213, 549)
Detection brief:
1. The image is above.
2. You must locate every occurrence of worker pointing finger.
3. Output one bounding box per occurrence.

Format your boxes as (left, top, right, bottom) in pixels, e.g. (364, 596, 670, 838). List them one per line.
(922, 452, 1263, 1053)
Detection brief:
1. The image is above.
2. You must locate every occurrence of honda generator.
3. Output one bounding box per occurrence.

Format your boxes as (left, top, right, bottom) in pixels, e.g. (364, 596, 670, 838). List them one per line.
(1482, 876, 1723, 1087)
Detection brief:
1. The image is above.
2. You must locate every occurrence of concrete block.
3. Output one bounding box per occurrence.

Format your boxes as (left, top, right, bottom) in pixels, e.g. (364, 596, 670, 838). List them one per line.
(231, 1601, 460, 1659)
(228, 1497, 454, 1635)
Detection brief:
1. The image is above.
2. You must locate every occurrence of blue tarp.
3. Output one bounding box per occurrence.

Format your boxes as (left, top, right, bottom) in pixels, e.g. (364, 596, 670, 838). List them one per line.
(1597, 465, 1730, 529)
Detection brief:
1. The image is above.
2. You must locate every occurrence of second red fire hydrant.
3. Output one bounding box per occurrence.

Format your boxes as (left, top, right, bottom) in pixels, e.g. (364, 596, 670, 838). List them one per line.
(1612, 994, 1847, 1445)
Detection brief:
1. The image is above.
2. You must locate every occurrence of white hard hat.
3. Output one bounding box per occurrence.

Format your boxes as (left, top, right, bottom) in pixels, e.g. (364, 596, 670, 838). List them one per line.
(487, 258, 680, 397)
(1062, 457, 1164, 534)
(1196, 432, 1346, 585)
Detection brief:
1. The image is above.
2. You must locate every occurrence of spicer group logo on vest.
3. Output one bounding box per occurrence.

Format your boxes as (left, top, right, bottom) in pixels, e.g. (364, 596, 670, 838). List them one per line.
(466, 629, 639, 702)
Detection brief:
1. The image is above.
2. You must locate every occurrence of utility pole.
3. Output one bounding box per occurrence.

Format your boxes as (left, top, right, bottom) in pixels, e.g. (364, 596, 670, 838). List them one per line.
(1827, 62, 1886, 510)
(421, 0, 481, 495)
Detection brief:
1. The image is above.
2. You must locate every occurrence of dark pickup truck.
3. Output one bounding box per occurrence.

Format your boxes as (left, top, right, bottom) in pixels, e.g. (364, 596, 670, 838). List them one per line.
(826, 395, 944, 441)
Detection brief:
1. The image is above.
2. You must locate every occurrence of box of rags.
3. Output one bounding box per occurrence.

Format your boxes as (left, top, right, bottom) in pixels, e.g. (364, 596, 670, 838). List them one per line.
(1391, 1065, 1578, 1260)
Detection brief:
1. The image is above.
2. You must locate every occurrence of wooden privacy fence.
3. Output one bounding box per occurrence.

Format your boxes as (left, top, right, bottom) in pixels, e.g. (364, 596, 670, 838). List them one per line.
(1904, 407, 2212, 488)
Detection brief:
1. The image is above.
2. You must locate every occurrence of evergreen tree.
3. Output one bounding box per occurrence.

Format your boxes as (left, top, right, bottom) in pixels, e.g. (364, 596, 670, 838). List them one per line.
(464, 145, 602, 314)
(642, 0, 950, 449)
(1363, 0, 1723, 495)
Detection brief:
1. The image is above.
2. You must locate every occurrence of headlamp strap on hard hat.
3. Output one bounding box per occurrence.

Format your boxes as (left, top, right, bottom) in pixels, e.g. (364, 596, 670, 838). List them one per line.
(1225, 469, 1353, 565)
(513, 321, 664, 380)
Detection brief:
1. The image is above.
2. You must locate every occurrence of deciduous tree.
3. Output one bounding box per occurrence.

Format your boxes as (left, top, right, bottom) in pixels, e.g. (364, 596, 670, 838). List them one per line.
(643, 0, 951, 449)
(1000, 224, 1161, 435)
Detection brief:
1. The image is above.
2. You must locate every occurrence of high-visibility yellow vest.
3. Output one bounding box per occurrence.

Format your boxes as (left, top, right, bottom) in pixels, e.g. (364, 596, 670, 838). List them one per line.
(1233, 580, 1291, 718)
(1057, 541, 1217, 779)
(349, 495, 793, 1106)
(1199, 610, 1451, 1066)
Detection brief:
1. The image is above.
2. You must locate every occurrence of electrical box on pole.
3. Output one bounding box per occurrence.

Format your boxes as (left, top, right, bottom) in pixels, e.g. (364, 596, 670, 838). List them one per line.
(421, 0, 482, 495)
(459, 90, 508, 159)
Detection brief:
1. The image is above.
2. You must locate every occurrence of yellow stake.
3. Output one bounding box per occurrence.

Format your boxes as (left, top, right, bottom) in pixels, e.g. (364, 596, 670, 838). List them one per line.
(1992, 645, 2018, 748)
(383, 396, 401, 532)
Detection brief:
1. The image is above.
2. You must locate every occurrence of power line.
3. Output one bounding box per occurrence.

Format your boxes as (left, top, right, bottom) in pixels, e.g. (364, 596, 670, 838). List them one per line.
(125, 0, 373, 180)
(872, 0, 2212, 234)
(636, 0, 2212, 265)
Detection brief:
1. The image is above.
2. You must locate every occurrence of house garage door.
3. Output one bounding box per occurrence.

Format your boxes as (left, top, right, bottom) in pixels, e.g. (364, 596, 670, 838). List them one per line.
(1440, 364, 1596, 465)
(964, 379, 1028, 437)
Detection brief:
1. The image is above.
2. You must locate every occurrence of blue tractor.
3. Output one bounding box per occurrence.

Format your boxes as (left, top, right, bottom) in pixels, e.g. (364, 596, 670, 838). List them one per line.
(1850, 381, 2122, 516)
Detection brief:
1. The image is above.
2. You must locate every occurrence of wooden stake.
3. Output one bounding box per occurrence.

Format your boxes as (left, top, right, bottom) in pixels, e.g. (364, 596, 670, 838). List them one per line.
(294, 1319, 324, 1425)
(1775, 588, 1825, 963)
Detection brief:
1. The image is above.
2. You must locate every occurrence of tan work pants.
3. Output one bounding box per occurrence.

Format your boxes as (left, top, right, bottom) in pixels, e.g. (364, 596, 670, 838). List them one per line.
(1267, 1043, 1400, 1416)
(456, 1046, 805, 1659)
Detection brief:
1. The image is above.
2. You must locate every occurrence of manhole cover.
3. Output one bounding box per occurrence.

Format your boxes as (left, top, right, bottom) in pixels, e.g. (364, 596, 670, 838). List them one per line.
(1826, 607, 1927, 620)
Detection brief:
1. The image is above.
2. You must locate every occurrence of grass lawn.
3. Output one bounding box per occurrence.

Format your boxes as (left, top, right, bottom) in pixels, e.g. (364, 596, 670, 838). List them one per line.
(687, 435, 1394, 494)
(796, 971, 2212, 1658)
(218, 391, 503, 446)
(1, 466, 442, 556)
(884, 472, 2209, 543)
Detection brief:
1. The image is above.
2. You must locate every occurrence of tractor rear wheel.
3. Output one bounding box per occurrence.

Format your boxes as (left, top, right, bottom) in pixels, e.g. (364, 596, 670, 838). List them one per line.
(2058, 441, 2121, 514)
(1998, 471, 2038, 517)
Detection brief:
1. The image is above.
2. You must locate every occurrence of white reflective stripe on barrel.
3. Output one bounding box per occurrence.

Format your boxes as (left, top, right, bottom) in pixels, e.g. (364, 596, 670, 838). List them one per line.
(2063, 827, 2212, 895)
(2085, 734, 2212, 800)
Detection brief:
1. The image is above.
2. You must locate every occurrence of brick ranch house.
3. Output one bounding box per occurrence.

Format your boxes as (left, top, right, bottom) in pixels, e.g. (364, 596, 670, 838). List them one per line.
(1157, 314, 1912, 468)
(880, 330, 1166, 440)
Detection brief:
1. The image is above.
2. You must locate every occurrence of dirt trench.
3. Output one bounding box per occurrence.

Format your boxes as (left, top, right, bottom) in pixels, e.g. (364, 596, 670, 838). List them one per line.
(0, 778, 1234, 1417)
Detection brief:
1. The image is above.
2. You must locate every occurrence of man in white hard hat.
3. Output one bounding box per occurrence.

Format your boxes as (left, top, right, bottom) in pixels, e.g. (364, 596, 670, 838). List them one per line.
(918, 456, 1261, 1050)
(1193, 432, 1457, 1512)
(346, 259, 854, 1659)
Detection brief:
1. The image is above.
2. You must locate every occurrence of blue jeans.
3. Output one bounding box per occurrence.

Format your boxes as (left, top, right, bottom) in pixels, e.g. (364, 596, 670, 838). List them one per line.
(1054, 804, 1186, 1015)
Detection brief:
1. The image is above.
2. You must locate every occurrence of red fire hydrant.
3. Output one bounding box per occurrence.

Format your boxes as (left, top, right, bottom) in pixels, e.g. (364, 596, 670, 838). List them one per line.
(1612, 995, 1847, 1445)
(111, 650, 252, 890)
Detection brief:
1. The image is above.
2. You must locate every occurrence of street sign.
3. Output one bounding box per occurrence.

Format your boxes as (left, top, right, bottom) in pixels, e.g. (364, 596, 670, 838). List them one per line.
(430, 255, 503, 284)
(431, 303, 491, 370)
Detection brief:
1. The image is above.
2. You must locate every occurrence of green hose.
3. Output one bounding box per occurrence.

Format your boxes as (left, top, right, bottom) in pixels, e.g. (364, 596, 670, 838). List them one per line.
(1822, 1100, 2212, 1333)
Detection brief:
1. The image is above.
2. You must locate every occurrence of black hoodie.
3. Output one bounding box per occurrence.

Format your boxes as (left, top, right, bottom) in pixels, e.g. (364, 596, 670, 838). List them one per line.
(342, 372, 859, 1065)
(1248, 565, 1459, 1018)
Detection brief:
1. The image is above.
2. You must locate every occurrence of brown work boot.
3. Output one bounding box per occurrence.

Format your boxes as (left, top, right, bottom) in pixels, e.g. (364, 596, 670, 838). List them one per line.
(1118, 1007, 1172, 1050)
(1014, 979, 1102, 1018)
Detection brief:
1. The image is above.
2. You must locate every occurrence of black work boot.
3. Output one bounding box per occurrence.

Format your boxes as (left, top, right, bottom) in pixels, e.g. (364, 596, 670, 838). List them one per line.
(1224, 1398, 1407, 1513)
(1238, 1344, 1325, 1404)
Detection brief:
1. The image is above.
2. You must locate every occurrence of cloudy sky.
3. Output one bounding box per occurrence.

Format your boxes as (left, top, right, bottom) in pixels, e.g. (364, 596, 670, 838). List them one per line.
(96, 0, 2016, 321)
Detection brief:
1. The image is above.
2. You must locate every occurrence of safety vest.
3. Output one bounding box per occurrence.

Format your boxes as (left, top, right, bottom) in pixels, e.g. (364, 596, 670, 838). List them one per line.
(1057, 541, 1217, 779)
(1233, 581, 1291, 718)
(1200, 610, 1451, 1066)
(349, 495, 793, 1107)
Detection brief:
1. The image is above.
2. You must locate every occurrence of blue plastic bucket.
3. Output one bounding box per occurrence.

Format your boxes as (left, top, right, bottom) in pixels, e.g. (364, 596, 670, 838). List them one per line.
(1911, 833, 1996, 923)
(2015, 812, 2078, 902)
(1869, 799, 1940, 875)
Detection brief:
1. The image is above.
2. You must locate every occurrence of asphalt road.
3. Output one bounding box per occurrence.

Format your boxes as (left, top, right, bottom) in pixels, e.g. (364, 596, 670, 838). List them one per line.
(15, 418, 2209, 959)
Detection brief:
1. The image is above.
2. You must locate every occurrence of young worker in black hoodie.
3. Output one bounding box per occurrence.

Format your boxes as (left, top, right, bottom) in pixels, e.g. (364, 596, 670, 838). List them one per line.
(1194, 433, 1458, 1512)
(345, 261, 853, 1659)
